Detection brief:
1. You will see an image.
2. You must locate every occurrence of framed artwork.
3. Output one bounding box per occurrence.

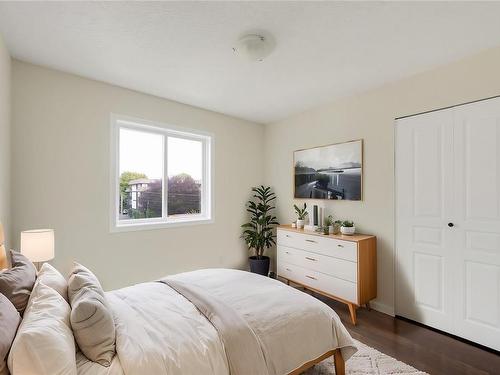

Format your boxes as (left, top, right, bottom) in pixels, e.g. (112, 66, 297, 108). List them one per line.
(294, 139, 363, 200)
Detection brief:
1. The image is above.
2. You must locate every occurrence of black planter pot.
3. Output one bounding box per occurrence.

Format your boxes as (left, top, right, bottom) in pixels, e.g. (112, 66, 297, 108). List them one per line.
(249, 256, 270, 276)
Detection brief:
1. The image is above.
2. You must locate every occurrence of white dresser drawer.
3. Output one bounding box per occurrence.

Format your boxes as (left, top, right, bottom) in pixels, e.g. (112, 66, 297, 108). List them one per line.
(278, 262, 358, 303)
(277, 245, 357, 283)
(277, 229, 357, 262)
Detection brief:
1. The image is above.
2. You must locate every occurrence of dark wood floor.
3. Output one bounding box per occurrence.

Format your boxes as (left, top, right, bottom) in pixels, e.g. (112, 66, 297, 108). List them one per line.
(312, 293, 500, 375)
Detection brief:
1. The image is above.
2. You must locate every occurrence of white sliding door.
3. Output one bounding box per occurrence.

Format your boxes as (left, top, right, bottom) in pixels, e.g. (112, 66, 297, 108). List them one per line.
(396, 97, 500, 351)
(395, 109, 455, 333)
(452, 99, 500, 350)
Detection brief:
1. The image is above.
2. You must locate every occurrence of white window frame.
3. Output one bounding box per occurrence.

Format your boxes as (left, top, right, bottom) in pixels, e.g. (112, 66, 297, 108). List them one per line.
(110, 114, 214, 232)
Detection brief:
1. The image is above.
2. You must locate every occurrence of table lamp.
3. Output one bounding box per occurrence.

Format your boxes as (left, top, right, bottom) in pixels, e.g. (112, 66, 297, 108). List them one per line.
(20, 229, 55, 270)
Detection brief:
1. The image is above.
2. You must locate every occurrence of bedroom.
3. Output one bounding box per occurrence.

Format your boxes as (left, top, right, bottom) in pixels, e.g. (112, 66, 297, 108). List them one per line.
(0, 1, 499, 375)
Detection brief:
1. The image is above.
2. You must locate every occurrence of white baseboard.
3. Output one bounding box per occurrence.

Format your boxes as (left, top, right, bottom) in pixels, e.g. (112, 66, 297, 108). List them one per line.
(369, 300, 395, 317)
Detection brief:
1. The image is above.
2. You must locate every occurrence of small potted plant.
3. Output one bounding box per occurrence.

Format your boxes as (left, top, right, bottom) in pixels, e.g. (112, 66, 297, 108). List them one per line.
(241, 186, 279, 276)
(340, 220, 355, 235)
(293, 203, 308, 229)
(315, 225, 329, 235)
(324, 215, 334, 234)
(333, 220, 342, 234)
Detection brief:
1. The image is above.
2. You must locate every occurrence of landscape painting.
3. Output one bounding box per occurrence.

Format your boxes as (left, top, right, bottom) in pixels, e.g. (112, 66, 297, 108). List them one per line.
(294, 140, 362, 200)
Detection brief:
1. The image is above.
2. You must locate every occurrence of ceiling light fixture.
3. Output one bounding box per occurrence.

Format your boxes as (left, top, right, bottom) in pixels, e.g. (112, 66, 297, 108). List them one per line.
(233, 33, 275, 62)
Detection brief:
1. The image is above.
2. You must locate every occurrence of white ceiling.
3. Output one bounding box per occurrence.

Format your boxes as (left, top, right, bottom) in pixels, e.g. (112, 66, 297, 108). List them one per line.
(1, 2, 500, 124)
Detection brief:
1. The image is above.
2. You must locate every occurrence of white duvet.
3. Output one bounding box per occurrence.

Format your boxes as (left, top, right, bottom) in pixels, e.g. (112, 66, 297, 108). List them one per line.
(77, 269, 356, 375)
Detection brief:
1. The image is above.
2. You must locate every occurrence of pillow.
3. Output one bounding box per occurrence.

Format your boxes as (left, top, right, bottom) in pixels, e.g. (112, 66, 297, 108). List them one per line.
(68, 263, 116, 366)
(0, 294, 21, 375)
(37, 263, 68, 301)
(0, 250, 37, 313)
(8, 282, 77, 375)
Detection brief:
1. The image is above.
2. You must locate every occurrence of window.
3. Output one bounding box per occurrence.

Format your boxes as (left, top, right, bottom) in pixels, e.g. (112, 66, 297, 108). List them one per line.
(110, 115, 213, 231)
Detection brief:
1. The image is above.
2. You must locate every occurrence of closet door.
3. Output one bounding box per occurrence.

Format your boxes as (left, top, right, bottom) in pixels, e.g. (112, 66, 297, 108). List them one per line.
(395, 110, 455, 333)
(452, 98, 500, 350)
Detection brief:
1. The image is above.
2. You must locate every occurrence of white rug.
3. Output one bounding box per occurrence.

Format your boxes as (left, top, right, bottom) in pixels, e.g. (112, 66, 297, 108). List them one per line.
(305, 339, 428, 375)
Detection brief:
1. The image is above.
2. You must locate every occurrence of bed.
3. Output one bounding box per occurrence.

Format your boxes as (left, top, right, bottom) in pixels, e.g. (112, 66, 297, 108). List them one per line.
(0, 223, 356, 375)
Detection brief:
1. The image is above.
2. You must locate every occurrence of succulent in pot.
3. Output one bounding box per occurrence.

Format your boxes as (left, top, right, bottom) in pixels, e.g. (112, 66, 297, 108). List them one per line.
(293, 203, 308, 229)
(315, 225, 330, 235)
(324, 215, 334, 234)
(340, 220, 355, 235)
(333, 220, 342, 235)
(241, 186, 279, 276)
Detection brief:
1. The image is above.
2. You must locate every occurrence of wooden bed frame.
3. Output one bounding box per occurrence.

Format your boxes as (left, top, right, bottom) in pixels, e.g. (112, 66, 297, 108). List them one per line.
(0, 222, 346, 375)
(288, 349, 345, 375)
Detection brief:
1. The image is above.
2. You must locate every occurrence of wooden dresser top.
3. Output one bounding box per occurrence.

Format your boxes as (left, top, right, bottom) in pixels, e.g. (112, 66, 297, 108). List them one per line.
(277, 224, 375, 242)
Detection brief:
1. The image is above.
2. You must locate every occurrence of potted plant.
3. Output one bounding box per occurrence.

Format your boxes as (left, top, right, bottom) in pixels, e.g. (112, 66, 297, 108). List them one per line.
(333, 220, 342, 234)
(315, 225, 329, 235)
(294, 203, 308, 229)
(340, 220, 355, 235)
(324, 215, 334, 234)
(241, 186, 279, 276)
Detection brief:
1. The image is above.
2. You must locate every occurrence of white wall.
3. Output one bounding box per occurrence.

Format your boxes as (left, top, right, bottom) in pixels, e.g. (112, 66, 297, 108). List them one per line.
(12, 61, 264, 290)
(0, 35, 10, 250)
(265, 46, 500, 315)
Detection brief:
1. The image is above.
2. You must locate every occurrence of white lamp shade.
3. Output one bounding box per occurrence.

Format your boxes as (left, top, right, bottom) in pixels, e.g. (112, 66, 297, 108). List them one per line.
(20, 229, 55, 262)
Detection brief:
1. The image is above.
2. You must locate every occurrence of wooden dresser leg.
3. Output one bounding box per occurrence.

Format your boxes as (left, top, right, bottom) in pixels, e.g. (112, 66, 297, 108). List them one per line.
(348, 303, 357, 325)
(333, 349, 345, 375)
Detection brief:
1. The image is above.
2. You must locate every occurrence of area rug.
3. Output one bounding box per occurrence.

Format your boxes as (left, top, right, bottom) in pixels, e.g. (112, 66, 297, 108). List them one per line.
(305, 339, 428, 375)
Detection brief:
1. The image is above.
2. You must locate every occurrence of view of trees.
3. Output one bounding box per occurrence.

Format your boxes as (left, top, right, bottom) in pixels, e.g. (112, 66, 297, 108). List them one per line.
(119, 171, 200, 219)
(136, 179, 162, 219)
(167, 173, 201, 215)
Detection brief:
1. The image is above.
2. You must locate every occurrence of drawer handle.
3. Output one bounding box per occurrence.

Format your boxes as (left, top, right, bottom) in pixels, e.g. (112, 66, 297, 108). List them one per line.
(305, 257, 317, 262)
(337, 244, 344, 248)
(305, 275, 317, 280)
(305, 239, 317, 243)
(286, 235, 291, 238)
(285, 251, 290, 254)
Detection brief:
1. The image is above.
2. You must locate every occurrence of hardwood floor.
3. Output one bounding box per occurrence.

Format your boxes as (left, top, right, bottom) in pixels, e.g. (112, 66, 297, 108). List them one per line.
(312, 293, 500, 375)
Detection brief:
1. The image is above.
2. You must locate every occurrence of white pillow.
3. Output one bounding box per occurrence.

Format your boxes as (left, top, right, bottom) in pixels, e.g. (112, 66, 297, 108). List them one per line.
(8, 282, 77, 375)
(37, 263, 68, 301)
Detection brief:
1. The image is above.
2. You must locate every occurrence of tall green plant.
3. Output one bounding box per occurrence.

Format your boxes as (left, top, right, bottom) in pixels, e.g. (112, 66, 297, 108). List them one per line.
(241, 186, 279, 259)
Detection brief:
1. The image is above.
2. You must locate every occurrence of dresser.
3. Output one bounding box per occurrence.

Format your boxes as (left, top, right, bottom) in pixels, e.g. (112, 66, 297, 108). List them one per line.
(277, 225, 376, 324)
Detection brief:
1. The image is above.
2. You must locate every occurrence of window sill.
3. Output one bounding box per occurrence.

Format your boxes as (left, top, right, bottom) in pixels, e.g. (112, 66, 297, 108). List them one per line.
(110, 216, 214, 233)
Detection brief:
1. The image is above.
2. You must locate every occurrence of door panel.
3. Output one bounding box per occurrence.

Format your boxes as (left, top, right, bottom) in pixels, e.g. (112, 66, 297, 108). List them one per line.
(453, 98, 500, 350)
(464, 261, 499, 328)
(395, 110, 454, 332)
(414, 252, 444, 311)
(413, 124, 443, 218)
(464, 116, 499, 220)
(413, 226, 443, 247)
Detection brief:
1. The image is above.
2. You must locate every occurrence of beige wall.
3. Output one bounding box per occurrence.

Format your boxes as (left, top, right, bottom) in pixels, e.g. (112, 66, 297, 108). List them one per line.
(11, 61, 264, 290)
(0, 36, 10, 250)
(264, 47, 500, 315)
(10, 46, 500, 311)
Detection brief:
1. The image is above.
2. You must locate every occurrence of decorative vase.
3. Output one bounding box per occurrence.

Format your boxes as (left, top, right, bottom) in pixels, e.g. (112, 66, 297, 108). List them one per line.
(340, 226, 355, 235)
(249, 256, 270, 276)
(328, 225, 334, 234)
(296, 219, 305, 229)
